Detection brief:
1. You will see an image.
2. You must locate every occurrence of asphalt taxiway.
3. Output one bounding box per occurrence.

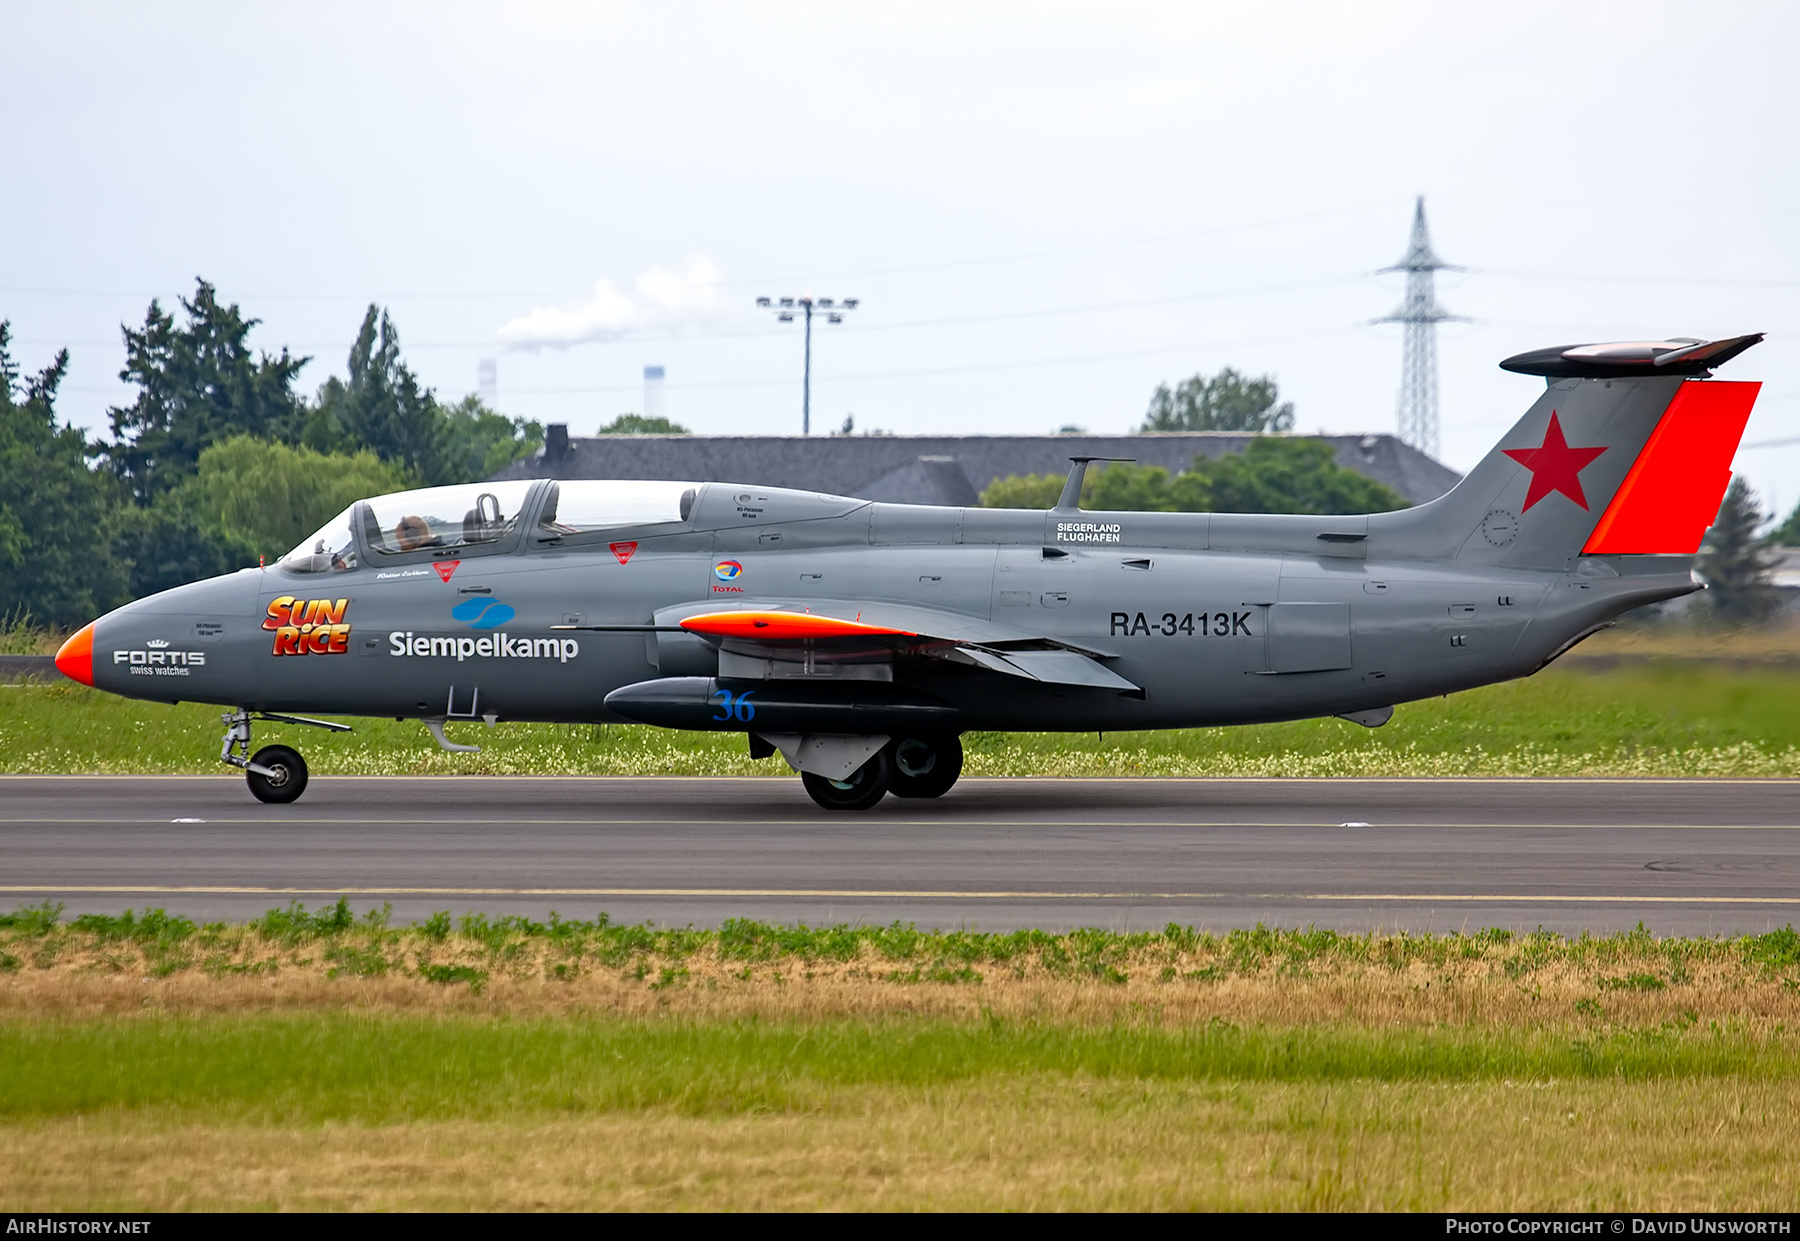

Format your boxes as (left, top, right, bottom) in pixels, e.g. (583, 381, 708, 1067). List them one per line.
(2, 775, 1797, 933)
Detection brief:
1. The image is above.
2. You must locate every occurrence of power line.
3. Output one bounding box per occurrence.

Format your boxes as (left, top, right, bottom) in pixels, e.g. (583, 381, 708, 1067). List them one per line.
(10, 274, 1369, 354)
(0, 203, 1393, 304)
(439, 325, 1354, 397)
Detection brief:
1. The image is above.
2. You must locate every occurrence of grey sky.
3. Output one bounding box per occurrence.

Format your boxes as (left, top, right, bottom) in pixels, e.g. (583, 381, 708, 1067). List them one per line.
(7, 2, 1798, 507)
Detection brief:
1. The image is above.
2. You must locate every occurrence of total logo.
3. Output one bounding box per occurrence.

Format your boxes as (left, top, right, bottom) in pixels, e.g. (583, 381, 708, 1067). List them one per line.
(263, 596, 351, 656)
(713, 560, 744, 593)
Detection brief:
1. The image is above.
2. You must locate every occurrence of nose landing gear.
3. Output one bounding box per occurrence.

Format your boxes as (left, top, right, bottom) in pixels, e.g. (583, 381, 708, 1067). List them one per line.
(219, 708, 351, 804)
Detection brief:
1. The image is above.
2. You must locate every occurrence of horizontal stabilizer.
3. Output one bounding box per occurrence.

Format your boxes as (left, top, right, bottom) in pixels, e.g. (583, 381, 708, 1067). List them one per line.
(1500, 334, 1762, 379)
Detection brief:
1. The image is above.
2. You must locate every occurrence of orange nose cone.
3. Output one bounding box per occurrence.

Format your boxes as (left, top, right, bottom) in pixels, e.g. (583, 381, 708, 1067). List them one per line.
(55, 623, 95, 686)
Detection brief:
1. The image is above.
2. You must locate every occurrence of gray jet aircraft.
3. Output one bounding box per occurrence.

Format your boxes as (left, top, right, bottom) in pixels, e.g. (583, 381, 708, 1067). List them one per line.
(57, 335, 1764, 809)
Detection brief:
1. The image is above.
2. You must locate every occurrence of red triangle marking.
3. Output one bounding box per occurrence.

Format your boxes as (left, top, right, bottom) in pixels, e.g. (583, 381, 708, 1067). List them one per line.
(433, 560, 460, 583)
(610, 541, 638, 565)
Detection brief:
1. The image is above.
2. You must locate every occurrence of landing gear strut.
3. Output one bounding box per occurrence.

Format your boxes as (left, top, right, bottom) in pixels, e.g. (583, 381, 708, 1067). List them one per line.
(219, 708, 351, 804)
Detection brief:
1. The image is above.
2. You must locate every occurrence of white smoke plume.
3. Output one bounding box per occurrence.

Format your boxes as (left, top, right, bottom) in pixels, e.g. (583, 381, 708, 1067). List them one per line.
(498, 255, 729, 350)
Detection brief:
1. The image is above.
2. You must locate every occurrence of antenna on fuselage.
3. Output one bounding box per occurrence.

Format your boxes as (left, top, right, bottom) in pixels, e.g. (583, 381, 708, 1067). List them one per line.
(1053, 457, 1134, 512)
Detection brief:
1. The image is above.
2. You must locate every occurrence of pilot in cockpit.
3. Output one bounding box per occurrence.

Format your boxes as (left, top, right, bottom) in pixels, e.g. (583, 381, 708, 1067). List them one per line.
(393, 515, 443, 552)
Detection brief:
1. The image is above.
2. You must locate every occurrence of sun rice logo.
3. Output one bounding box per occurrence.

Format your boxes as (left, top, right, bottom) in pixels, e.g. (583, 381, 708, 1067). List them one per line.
(451, 597, 516, 630)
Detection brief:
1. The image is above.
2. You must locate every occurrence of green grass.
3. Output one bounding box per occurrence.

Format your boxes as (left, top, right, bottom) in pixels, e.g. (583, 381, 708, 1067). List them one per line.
(8, 661, 1800, 776)
(7, 899, 1798, 991)
(7, 907, 1799, 1209)
(2, 1013, 1794, 1124)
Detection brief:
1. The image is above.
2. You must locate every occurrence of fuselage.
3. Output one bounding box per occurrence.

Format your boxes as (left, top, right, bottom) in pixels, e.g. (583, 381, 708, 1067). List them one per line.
(74, 478, 1693, 733)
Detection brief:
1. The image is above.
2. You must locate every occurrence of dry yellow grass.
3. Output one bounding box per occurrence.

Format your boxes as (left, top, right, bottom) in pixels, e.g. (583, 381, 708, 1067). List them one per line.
(3, 1078, 1798, 1211)
(1569, 620, 1800, 661)
(5, 920, 1797, 1031)
(5, 918, 1799, 1211)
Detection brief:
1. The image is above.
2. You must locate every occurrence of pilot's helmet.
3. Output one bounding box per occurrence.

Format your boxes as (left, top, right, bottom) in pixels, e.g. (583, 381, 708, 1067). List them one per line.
(395, 515, 432, 551)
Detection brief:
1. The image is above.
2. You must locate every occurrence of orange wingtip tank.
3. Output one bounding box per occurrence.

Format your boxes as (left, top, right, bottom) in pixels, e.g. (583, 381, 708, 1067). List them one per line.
(677, 611, 916, 640)
(55, 622, 95, 686)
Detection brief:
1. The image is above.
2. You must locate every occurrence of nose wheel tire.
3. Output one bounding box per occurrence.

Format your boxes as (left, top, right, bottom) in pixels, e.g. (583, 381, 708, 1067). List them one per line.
(887, 733, 963, 799)
(801, 749, 892, 812)
(246, 745, 308, 804)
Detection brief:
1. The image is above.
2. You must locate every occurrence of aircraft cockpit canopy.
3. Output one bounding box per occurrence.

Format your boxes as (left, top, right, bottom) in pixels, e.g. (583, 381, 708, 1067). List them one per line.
(279, 503, 360, 574)
(537, 480, 697, 535)
(277, 479, 701, 573)
(362, 481, 535, 555)
(278, 481, 537, 573)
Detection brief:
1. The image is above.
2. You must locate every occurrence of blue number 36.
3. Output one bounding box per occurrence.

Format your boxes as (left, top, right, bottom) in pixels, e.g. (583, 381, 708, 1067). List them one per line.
(711, 688, 757, 723)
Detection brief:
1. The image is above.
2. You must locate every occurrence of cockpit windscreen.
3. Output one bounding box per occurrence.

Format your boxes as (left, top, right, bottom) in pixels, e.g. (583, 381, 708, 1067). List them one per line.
(279, 504, 360, 574)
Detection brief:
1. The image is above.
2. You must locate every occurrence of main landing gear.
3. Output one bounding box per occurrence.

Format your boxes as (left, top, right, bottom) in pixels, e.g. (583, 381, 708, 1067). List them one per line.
(797, 733, 964, 813)
(219, 708, 352, 804)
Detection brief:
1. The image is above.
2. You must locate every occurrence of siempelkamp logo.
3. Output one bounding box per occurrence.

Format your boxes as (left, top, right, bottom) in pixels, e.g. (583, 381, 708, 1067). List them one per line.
(713, 560, 743, 581)
(451, 597, 517, 630)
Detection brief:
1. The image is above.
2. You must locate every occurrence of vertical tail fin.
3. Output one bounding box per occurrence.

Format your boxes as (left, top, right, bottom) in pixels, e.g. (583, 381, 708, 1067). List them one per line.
(1375, 335, 1762, 568)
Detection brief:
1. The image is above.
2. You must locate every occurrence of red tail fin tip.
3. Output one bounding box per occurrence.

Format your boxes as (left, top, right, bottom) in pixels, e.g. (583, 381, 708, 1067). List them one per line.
(1583, 381, 1761, 555)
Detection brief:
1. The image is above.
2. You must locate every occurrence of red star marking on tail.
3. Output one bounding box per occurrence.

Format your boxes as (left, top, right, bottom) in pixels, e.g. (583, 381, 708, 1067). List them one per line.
(1502, 412, 1607, 512)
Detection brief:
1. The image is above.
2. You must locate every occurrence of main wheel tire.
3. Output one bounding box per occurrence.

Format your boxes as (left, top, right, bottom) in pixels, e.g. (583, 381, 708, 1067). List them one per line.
(887, 733, 963, 799)
(800, 748, 892, 812)
(246, 745, 309, 804)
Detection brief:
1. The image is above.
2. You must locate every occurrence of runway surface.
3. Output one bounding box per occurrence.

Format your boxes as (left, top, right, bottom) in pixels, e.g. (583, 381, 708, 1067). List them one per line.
(2, 775, 1798, 933)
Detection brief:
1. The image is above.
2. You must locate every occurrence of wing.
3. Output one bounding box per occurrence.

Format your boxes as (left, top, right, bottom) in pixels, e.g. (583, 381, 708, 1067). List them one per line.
(656, 598, 1141, 694)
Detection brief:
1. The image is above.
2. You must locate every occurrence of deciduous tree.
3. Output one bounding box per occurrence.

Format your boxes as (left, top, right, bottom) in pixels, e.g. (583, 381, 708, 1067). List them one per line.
(979, 438, 1406, 515)
(173, 435, 410, 559)
(598, 413, 689, 435)
(440, 395, 543, 481)
(1141, 368, 1295, 433)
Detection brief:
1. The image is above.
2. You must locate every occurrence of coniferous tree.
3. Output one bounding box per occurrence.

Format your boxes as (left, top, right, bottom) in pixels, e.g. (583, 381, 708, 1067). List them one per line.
(0, 323, 132, 625)
(1696, 476, 1780, 624)
(307, 306, 447, 484)
(106, 280, 309, 502)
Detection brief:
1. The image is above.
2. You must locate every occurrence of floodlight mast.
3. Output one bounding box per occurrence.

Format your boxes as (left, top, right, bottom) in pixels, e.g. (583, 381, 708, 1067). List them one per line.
(755, 295, 859, 435)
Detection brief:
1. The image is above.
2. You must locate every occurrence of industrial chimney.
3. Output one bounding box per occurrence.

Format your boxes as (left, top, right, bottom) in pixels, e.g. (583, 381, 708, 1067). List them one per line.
(477, 358, 498, 408)
(643, 365, 666, 422)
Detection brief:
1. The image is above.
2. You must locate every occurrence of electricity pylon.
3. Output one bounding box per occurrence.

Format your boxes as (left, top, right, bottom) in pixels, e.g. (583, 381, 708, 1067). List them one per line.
(1376, 197, 1465, 460)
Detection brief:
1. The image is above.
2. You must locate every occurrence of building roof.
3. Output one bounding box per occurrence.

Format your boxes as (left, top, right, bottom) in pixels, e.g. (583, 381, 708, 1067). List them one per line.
(492, 430, 1462, 507)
